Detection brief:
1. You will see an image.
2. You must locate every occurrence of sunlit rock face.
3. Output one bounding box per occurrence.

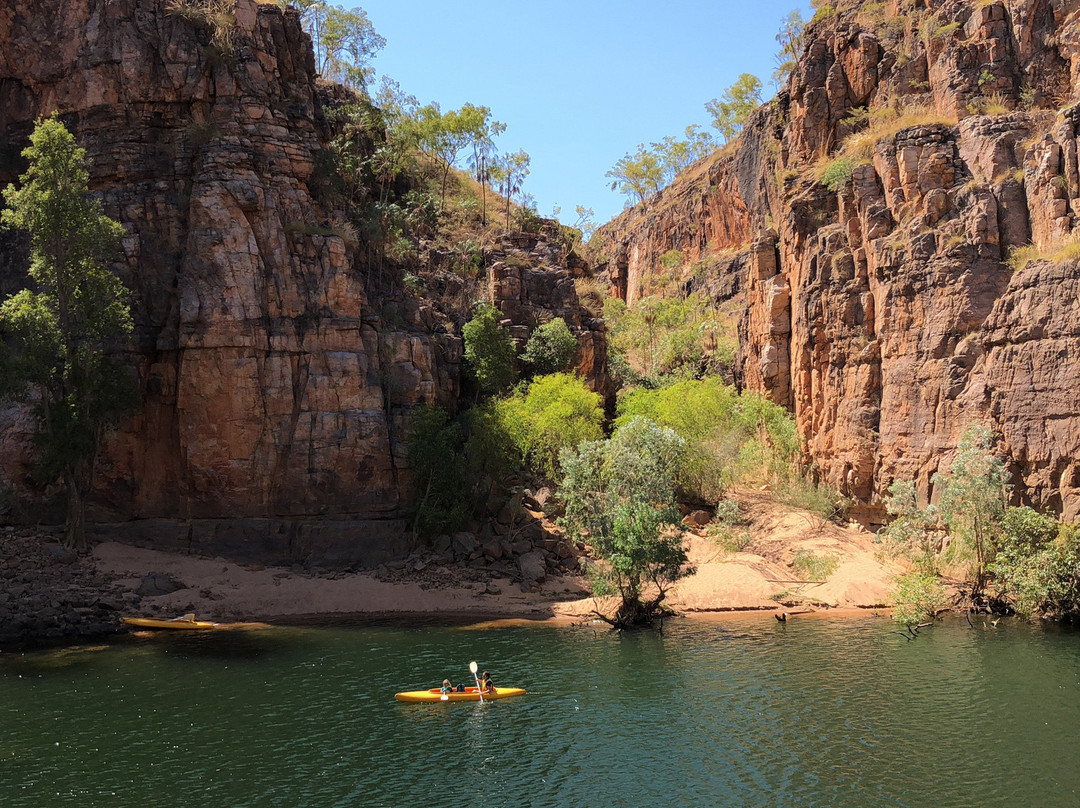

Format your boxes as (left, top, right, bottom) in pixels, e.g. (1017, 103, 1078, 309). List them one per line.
(590, 0, 1080, 520)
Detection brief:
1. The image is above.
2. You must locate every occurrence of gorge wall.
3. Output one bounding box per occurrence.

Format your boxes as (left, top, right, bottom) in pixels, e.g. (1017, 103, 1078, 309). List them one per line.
(592, 0, 1080, 521)
(0, 0, 603, 563)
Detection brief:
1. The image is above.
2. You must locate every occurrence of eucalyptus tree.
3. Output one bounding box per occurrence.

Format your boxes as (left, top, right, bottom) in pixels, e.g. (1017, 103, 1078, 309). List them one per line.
(278, 1, 385, 90)
(0, 115, 137, 550)
(606, 144, 662, 205)
(559, 417, 694, 628)
(706, 73, 763, 143)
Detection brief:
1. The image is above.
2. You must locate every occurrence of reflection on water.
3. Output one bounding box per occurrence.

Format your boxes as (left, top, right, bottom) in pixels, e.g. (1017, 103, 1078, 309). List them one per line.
(1, 616, 1078, 807)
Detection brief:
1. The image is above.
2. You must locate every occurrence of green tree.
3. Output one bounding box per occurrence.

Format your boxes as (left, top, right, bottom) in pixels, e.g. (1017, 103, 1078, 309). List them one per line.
(989, 508, 1080, 618)
(706, 73, 763, 143)
(464, 107, 505, 227)
(493, 149, 531, 229)
(521, 317, 578, 377)
(282, 1, 385, 90)
(606, 144, 663, 205)
(0, 115, 136, 550)
(652, 125, 715, 186)
(496, 373, 603, 478)
(462, 303, 516, 398)
(772, 10, 805, 87)
(559, 417, 695, 628)
(934, 424, 1011, 598)
(878, 479, 941, 572)
(615, 377, 798, 502)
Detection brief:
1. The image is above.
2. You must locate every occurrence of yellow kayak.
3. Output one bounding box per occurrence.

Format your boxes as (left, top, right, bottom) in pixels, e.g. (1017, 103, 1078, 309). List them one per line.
(395, 686, 526, 703)
(121, 614, 219, 630)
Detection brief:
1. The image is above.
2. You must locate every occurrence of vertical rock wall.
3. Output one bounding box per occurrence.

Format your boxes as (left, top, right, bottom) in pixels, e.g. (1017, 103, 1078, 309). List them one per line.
(0, 0, 455, 559)
(590, 0, 1080, 521)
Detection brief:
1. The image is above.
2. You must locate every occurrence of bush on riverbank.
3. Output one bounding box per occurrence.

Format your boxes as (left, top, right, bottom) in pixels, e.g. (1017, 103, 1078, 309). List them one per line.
(881, 425, 1080, 623)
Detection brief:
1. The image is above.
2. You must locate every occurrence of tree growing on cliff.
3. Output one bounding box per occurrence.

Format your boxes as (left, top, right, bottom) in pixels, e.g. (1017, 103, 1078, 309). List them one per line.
(558, 417, 694, 628)
(0, 115, 137, 551)
(606, 144, 663, 205)
(281, 1, 385, 90)
(706, 73, 762, 143)
(772, 10, 805, 88)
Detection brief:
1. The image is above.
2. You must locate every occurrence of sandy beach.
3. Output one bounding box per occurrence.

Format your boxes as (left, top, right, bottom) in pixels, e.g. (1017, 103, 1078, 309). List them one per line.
(93, 493, 898, 624)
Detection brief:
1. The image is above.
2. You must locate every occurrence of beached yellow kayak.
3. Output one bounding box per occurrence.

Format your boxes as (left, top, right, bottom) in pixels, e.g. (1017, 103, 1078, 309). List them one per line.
(121, 615, 219, 630)
(395, 686, 526, 703)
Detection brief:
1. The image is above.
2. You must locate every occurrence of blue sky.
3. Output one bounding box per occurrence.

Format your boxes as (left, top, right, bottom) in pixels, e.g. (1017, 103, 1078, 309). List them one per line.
(360, 1, 811, 228)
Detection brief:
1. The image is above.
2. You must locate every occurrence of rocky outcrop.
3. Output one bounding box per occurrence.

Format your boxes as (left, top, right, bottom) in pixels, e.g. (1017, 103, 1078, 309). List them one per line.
(0, 527, 137, 646)
(0, 0, 604, 559)
(590, 0, 1080, 521)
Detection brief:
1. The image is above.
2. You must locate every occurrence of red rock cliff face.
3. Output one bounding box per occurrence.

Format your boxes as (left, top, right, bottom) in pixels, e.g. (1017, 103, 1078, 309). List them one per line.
(592, 0, 1080, 521)
(0, 0, 601, 562)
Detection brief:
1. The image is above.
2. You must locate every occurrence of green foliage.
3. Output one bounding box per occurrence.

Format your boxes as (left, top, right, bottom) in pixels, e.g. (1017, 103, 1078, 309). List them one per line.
(659, 249, 683, 270)
(406, 405, 469, 536)
(706, 74, 763, 143)
(990, 509, 1080, 618)
(878, 479, 941, 572)
(791, 550, 839, 581)
(933, 424, 1011, 595)
(462, 304, 516, 398)
(606, 144, 663, 205)
(495, 373, 603, 478)
(776, 475, 850, 526)
(558, 417, 694, 625)
(521, 318, 578, 377)
(615, 378, 799, 503)
(605, 293, 736, 382)
(281, 1, 385, 90)
(891, 571, 949, 626)
(0, 114, 137, 549)
(820, 157, 854, 191)
(773, 10, 805, 87)
(494, 149, 531, 228)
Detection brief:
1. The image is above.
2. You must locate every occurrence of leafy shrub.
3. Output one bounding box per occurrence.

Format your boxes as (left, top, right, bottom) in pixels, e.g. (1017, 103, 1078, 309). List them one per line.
(707, 523, 752, 554)
(496, 373, 603, 478)
(521, 317, 578, 377)
(558, 417, 693, 625)
(820, 157, 854, 191)
(659, 249, 683, 269)
(891, 571, 950, 626)
(791, 550, 839, 581)
(616, 378, 799, 502)
(777, 475, 850, 527)
(462, 303, 516, 397)
(989, 508, 1080, 618)
(878, 479, 941, 572)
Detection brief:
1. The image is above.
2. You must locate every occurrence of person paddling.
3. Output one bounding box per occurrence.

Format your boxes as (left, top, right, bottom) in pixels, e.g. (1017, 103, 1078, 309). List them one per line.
(480, 671, 495, 693)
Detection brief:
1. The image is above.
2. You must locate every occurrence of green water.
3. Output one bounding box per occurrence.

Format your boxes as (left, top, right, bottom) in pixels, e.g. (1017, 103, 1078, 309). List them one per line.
(1, 615, 1078, 807)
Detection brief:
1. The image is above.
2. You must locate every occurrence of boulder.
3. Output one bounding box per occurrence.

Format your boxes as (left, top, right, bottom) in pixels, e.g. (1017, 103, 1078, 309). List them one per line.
(135, 572, 187, 597)
(518, 550, 547, 583)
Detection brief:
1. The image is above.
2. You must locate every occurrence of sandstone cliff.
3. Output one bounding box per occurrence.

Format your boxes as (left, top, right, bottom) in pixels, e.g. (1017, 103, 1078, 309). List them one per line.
(0, 0, 603, 562)
(592, 0, 1080, 521)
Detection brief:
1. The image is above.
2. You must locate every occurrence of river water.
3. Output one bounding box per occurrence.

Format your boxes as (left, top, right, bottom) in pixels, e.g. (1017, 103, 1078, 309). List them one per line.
(2, 614, 1077, 807)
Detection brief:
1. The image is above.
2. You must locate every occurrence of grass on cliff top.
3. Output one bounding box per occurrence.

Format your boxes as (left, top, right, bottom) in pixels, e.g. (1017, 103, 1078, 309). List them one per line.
(1006, 234, 1080, 271)
(813, 102, 957, 188)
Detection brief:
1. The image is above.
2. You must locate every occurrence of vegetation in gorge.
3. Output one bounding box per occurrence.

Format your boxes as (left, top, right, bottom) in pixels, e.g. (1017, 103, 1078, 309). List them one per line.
(558, 417, 694, 628)
(0, 116, 137, 551)
(604, 293, 737, 386)
(881, 425, 1080, 624)
(615, 377, 798, 504)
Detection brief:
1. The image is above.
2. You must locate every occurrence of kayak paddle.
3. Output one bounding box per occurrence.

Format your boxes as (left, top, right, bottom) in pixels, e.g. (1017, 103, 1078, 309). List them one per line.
(469, 660, 484, 703)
